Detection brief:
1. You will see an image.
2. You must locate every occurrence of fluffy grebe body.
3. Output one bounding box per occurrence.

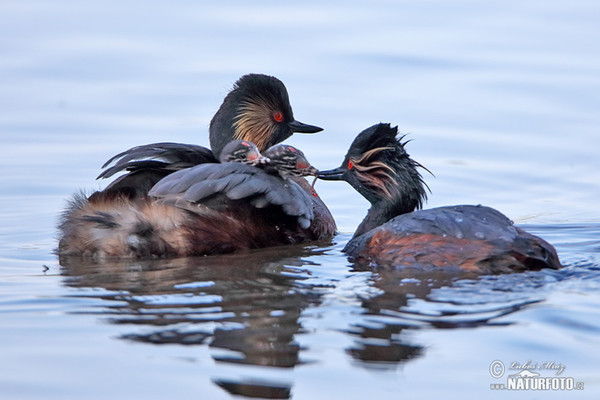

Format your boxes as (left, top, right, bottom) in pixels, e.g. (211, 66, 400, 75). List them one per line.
(59, 142, 325, 260)
(317, 123, 561, 274)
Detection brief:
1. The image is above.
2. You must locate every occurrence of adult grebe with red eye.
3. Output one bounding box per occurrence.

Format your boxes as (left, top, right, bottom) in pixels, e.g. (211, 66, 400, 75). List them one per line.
(317, 123, 561, 273)
(57, 73, 336, 260)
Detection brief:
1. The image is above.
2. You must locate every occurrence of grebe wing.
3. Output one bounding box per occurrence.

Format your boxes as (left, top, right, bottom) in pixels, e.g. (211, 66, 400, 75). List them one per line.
(98, 142, 217, 179)
(149, 163, 314, 226)
(346, 205, 518, 252)
(386, 205, 518, 240)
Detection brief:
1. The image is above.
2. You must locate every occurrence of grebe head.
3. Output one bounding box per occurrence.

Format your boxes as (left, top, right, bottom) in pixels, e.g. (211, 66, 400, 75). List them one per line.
(262, 144, 319, 179)
(209, 74, 323, 159)
(318, 123, 428, 212)
(219, 140, 270, 166)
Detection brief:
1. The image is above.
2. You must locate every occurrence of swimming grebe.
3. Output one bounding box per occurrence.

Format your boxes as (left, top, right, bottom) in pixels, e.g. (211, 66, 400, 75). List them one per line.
(317, 123, 561, 274)
(58, 74, 336, 259)
(59, 142, 323, 259)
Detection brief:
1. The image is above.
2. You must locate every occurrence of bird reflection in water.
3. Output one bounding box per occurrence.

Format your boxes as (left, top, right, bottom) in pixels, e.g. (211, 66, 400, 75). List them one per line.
(344, 265, 536, 369)
(60, 242, 330, 398)
(343, 267, 468, 369)
(59, 242, 536, 395)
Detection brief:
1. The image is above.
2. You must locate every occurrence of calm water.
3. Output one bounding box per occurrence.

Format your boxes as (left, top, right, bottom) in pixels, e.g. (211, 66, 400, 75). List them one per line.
(1, 1, 599, 399)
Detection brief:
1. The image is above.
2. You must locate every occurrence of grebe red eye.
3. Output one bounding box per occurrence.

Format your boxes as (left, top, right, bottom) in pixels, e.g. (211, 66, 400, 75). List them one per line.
(348, 160, 353, 169)
(273, 111, 283, 122)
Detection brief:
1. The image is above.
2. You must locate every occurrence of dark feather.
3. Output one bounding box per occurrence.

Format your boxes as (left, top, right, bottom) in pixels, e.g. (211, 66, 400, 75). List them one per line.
(98, 142, 217, 179)
(149, 163, 314, 225)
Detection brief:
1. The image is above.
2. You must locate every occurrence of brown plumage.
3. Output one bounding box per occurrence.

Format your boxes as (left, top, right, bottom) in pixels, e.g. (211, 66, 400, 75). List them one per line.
(59, 194, 326, 260)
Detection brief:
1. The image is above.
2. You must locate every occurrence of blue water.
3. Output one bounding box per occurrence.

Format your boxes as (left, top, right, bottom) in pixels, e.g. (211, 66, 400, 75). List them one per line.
(1, 1, 599, 399)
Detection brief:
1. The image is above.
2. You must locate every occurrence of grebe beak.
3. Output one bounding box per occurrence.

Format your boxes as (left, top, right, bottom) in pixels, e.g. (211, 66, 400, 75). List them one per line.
(317, 166, 346, 181)
(288, 120, 323, 134)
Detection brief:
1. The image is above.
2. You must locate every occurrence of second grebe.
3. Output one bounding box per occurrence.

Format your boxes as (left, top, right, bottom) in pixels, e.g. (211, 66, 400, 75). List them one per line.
(317, 123, 561, 274)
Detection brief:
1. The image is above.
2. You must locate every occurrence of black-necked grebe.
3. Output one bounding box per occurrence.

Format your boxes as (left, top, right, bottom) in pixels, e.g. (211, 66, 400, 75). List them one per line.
(58, 74, 336, 259)
(317, 123, 561, 274)
(94, 74, 323, 200)
(59, 142, 324, 259)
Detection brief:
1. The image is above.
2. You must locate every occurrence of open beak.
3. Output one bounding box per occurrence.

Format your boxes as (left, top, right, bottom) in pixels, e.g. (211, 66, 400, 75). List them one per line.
(317, 166, 346, 181)
(288, 120, 323, 134)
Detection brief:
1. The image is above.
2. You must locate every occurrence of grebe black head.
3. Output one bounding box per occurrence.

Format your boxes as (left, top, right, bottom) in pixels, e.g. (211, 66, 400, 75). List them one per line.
(210, 74, 323, 159)
(262, 144, 319, 179)
(219, 140, 269, 165)
(318, 123, 428, 223)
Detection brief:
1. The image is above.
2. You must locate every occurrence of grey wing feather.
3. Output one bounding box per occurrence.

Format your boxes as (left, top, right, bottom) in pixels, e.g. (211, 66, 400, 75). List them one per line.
(386, 205, 517, 241)
(184, 174, 250, 202)
(281, 182, 314, 221)
(261, 180, 314, 221)
(149, 163, 315, 224)
(225, 178, 271, 200)
(98, 142, 217, 179)
(149, 163, 237, 197)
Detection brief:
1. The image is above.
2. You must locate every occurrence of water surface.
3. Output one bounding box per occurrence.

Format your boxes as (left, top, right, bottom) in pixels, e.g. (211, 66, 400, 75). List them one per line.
(1, 1, 599, 399)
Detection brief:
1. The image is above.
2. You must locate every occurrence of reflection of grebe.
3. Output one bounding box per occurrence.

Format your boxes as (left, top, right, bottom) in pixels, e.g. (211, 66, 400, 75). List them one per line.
(58, 74, 336, 260)
(318, 123, 561, 274)
(59, 243, 329, 371)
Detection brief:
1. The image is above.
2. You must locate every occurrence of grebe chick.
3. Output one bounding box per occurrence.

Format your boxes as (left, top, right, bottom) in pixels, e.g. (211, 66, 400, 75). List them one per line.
(262, 144, 318, 179)
(317, 123, 561, 274)
(219, 140, 270, 165)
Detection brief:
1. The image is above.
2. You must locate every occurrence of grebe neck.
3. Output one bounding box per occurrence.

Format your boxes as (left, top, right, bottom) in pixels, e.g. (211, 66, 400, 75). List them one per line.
(353, 196, 420, 238)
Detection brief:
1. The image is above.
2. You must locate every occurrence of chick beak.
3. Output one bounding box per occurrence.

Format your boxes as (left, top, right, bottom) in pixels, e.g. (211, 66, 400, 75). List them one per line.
(305, 166, 319, 176)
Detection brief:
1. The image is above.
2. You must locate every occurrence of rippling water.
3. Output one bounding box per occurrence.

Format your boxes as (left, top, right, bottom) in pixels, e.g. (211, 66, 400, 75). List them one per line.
(1, 1, 599, 399)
